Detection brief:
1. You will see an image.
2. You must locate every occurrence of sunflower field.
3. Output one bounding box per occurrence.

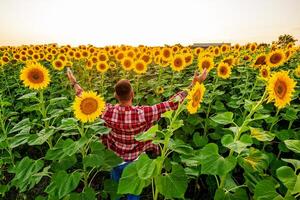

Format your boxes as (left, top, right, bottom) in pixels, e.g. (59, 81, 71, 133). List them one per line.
(0, 41, 300, 200)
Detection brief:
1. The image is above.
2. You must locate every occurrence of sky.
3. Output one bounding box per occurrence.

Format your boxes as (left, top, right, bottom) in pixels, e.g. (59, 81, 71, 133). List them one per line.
(0, 0, 300, 46)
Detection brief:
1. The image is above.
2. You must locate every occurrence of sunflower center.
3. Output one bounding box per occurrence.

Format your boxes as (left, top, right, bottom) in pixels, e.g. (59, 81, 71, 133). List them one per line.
(124, 60, 131, 68)
(262, 69, 268, 77)
(274, 80, 287, 99)
(136, 63, 144, 71)
(192, 89, 201, 107)
(270, 53, 282, 64)
(28, 69, 45, 84)
(255, 56, 266, 65)
(220, 66, 228, 75)
(80, 98, 98, 115)
(202, 60, 210, 69)
(174, 58, 183, 68)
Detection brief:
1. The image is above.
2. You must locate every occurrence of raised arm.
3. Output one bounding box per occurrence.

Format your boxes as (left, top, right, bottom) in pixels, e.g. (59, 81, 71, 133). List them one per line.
(66, 67, 83, 96)
(144, 68, 207, 123)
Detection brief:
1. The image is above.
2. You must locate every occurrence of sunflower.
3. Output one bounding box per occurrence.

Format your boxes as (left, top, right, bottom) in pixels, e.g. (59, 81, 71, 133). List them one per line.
(253, 53, 267, 68)
(259, 66, 270, 81)
(134, 60, 147, 74)
(213, 47, 220, 56)
(221, 45, 229, 53)
(98, 52, 108, 62)
(242, 55, 252, 62)
(217, 62, 231, 79)
(187, 82, 206, 114)
(141, 54, 152, 64)
(20, 63, 50, 90)
(250, 43, 257, 52)
(198, 56, 214, 72)
(73, 91, 105, 123)
(116, 51, 125, 61)
(155, 86, 164, 95)
(121, 57, 134, 71)
(294, 65, 300, 78)
(85, 60, 93, 70)
(161, 47, 172, 61)
(184, 53, 194, 66)
(52, 59, 65, 71)
(171, 54, 186, 72)
(267, 71, 296, 109)
(222, 56, 235, 67)
(267, 50, 285, 68)
(96, 62, 109, 73)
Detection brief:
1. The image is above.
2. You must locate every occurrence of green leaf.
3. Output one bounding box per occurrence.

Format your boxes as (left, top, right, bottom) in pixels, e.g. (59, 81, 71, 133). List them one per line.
(118, 159, 151, 195)
(281, 158, 300, 171)
(210, 112, 234, 125)
(254, 179, 283, 200)
(7, 134, 30, 148)
(104, 180, 122, 200)
(45, 171, 81, 199)
(276, 166, 297, 192)
(196, 143, 237, 176)
(221, 134, 252, 154)
(193, 133, 208, 147)
(27, 129, 54, 146)
(101, 150, 123, 171)
(284, 140, 300, 153)
(49, 96, 68, 105)
(83, 154, 104, 168)
(63, 137, 88, 156)
(155, 164, 188, 199)
(169, 139, 193, 155)
(17, 92, 37, 100)
(250, 127, 275, 142)
(9, 157, 46, 192)
(59, 118, 78, 131)
(214, 188, 248, 200)
(135, 124, 158, 142)
(162, 110, 173, 121)
(238, 148, 270, 173)
(9, 118, 31, 134)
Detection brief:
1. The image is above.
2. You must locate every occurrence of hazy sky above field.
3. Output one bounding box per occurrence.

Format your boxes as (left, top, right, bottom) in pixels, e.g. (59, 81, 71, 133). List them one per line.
(0, 0, 300, 46)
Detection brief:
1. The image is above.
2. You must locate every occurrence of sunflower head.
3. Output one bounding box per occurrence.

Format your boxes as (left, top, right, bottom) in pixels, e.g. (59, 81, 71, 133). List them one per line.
(259, 66, 270, 81)
(267, 50, 285, 68)
(198, 56, 214, 72)
(267, 71, 296, 109)
(161, 47, 172, 61)
(121, 57, 134, 71)
(187, 82, 206, 114)
(96, 62, 109, 73)
(222, 56, 235, 67)
(253, 54, 267, 68)
(217, 62, 231, 79)
(294, 65, 300, 78)
(73, 91, 105, 123)
(52, 59, 66, 71)
(171, 54, 186, 72)
(134, 60, 147, 74)
(20, 62, 50, 90)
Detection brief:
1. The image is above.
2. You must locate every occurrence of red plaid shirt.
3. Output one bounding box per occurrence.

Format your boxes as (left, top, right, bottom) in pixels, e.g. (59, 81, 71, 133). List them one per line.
(101, 91, 187, 161)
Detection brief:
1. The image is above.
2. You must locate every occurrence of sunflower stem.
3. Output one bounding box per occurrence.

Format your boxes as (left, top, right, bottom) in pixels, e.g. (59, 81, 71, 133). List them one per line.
(219, 89, 267, 190)
(204, 77, 218, 136)
(39, 90, 52, 148)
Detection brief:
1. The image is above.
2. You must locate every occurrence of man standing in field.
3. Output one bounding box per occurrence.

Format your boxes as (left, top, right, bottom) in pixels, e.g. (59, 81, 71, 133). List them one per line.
(67, 68, 207, 200)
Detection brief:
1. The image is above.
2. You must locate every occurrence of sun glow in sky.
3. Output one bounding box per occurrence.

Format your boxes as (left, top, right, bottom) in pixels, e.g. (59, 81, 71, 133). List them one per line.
(0, 0, 300, 46)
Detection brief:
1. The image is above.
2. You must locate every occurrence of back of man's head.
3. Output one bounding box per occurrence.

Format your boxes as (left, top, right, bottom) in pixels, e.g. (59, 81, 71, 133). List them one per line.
(114, 79, 132, 101)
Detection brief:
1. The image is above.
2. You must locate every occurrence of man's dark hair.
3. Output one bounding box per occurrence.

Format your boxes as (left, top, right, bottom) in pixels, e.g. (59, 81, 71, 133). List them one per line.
(115, 79, 132, 101)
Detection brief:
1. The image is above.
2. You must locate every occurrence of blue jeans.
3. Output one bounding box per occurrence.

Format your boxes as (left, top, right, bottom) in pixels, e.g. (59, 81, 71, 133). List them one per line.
(111, 162, 140, 200)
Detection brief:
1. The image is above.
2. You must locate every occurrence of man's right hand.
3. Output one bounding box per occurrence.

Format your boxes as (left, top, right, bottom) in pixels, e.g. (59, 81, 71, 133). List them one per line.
(190, 68, 207, 88)
(66, 68, 83, 96)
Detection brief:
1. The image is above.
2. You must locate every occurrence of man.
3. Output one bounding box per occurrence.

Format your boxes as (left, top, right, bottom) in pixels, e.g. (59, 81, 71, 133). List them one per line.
(67, 68, 207, 199)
